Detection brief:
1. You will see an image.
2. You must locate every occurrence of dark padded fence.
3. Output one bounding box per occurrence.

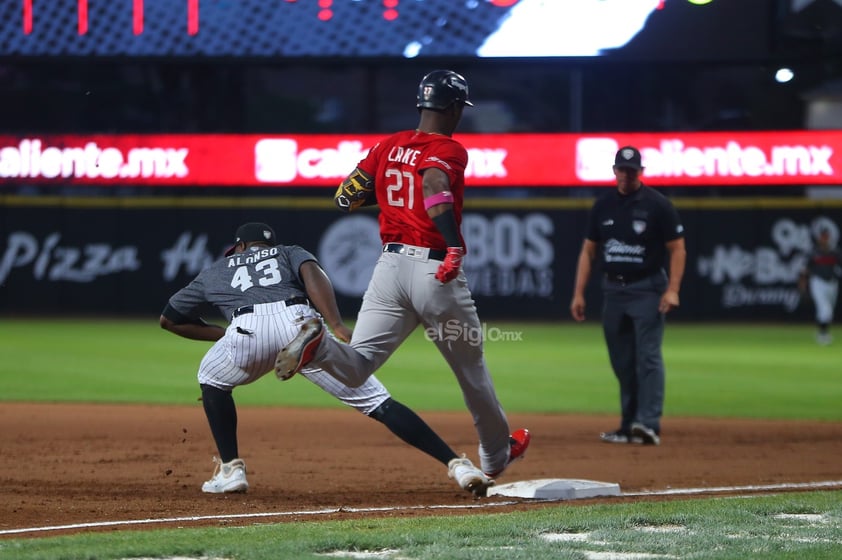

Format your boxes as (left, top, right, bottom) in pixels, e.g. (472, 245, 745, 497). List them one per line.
(1, 197, 840, 322)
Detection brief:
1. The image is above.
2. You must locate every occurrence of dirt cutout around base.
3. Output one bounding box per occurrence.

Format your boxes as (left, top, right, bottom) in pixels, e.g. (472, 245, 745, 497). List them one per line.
(2, 403, 841, 536)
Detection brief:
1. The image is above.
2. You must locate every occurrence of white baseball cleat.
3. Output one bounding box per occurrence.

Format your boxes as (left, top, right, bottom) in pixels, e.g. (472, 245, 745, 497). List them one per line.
(448, 455, 494, 497)
(202, 457, 249, 494)
(275, 318, 324, 380)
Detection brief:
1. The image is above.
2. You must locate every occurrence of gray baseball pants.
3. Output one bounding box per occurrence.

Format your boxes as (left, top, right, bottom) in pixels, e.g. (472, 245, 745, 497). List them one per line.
(310, 249, 512, 475)
(601, 271, 667, 435)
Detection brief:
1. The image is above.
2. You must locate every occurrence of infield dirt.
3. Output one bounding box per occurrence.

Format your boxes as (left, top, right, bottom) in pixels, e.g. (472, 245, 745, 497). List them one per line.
(2, 403, 841, 537)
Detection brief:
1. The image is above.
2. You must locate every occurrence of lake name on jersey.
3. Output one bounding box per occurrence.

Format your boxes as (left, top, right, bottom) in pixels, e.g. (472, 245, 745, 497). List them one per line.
(388, 146, 420, 165)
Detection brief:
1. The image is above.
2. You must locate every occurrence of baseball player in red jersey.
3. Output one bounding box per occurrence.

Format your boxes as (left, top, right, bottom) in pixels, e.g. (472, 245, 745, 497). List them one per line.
(277, 70, 530, 485)
(161, 222, 491, 495)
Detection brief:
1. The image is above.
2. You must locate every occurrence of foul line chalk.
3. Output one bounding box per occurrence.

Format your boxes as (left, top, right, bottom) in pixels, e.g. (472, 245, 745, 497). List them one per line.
(624, 480, 842, 497)
(0, 502, 519, 536)
(4, 480, 842, 536)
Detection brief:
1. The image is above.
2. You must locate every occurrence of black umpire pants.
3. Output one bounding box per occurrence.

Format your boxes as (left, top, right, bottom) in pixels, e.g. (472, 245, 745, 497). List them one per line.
(601, 270, 668, 435)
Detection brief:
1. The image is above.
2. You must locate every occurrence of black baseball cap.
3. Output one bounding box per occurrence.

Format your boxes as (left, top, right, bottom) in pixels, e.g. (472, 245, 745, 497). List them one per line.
(224, 222, 277, 257)
(614, 146, 643, 170)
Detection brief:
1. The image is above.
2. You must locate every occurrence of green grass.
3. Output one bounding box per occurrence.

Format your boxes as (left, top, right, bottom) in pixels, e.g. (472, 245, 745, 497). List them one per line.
(2, 491, 841, 559)
(2, 318, 841, 558)
(0, 319, 839, 420)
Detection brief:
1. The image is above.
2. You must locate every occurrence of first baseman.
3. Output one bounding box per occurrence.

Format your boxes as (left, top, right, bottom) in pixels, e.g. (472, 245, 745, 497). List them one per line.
(160, 222, 491, 495)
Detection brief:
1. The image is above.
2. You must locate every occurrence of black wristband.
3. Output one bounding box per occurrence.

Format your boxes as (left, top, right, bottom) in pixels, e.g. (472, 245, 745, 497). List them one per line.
(431, 209, 461, 247)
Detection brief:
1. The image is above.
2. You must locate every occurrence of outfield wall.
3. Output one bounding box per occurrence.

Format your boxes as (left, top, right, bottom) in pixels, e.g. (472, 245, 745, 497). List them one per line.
(1, 196, 840, 321)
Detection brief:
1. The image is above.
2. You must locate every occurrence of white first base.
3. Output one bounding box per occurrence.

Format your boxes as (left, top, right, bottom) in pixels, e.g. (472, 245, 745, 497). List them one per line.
(487, 478, 621, 500)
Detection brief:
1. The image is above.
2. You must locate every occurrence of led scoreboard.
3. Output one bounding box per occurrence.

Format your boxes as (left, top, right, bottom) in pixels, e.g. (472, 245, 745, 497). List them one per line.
(1, 0, 771, 59)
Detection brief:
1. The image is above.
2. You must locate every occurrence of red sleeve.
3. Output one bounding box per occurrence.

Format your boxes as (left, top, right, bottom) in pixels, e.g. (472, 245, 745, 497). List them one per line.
(417, 139, 468, 188)
(356, 141, 382, 177)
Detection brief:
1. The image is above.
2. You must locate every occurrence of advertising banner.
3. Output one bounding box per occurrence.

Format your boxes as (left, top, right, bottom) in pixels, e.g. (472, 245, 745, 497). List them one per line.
(2, 131, 841, 188)
(0, 204, 573, 319)
(685, 209, 841, 321)
(1, 199, 840, 321)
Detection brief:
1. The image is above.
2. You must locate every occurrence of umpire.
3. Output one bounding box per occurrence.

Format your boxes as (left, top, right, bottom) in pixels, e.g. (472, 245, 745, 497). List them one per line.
(570, 146, 686, 446)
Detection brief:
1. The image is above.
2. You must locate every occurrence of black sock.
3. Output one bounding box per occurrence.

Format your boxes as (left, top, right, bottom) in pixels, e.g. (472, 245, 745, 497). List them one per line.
(200, 384, 239, 463)
(369, 398, 457, 466)
(818, 322, 829, 334)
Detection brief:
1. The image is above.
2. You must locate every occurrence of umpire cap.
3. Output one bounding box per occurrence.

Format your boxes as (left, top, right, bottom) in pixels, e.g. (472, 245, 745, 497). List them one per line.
(614, 146, 643, 170)
(224, 222, 277, 257)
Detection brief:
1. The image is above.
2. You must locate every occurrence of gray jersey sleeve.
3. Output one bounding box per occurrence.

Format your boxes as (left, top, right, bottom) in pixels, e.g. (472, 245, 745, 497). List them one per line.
(167, 244, 318, 321)
(286, 245, 319, 284)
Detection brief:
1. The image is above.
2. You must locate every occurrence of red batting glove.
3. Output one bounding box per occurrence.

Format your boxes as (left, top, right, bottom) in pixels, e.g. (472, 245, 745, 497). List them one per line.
(435, 247, 465, 283)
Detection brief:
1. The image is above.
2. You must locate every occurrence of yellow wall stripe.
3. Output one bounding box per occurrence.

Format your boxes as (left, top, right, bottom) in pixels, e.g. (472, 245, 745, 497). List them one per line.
(2, 195, 842, 210)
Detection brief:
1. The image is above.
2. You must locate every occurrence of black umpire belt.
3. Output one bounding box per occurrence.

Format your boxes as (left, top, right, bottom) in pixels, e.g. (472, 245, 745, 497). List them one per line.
(232, 296, 310, 318)
(383, 243, 446, 261)
(605, 271, 654, 285)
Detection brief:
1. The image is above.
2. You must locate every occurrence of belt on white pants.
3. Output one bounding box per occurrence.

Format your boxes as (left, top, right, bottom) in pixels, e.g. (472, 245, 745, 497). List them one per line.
(383, 243, 446, 262)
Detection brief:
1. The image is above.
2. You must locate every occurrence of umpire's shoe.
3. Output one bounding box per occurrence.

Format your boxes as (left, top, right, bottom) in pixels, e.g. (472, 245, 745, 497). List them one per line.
(630, 422, 661, 446)
(599, 429, 643, 444)
(275, 318, 324, 380)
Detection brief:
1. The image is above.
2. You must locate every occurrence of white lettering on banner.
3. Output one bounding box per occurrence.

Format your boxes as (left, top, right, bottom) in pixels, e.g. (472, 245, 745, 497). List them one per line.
(0, 139, 188, 180)
(298, 141, 370, 179)
(255, 140, 369, 183)
(722, 285, 801, 311)
(696, 217, 839, 312)
(462, 213, 554, 297)
(465, 148, 508, 178)
(468, 267, 554, 298)
(160, 233, 215, 281)
(644, 140, 833, 179)
(0, 232, 140, 284)
(575, 138, 835, 182)
(254, 138, 510, 183)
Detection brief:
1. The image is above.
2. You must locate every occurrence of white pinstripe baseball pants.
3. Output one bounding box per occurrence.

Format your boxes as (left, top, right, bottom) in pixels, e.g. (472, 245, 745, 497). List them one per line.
(809, 276, 839, 324)
(198, 300, 390, 415)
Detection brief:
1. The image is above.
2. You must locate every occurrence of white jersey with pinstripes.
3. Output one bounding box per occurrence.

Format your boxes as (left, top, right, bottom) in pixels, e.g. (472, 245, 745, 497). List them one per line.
(166, 244, 389, 415)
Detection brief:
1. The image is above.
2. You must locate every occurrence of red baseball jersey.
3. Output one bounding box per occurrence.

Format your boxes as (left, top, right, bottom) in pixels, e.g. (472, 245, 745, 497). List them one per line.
(357, 130, 467, 250)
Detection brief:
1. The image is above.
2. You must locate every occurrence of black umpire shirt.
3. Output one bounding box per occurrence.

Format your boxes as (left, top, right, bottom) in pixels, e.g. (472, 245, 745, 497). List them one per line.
(586, 184, 684, 279)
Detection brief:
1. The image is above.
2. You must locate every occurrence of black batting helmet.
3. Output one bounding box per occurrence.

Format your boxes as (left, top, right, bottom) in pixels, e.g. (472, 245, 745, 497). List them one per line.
(416, 70, 474, 111)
